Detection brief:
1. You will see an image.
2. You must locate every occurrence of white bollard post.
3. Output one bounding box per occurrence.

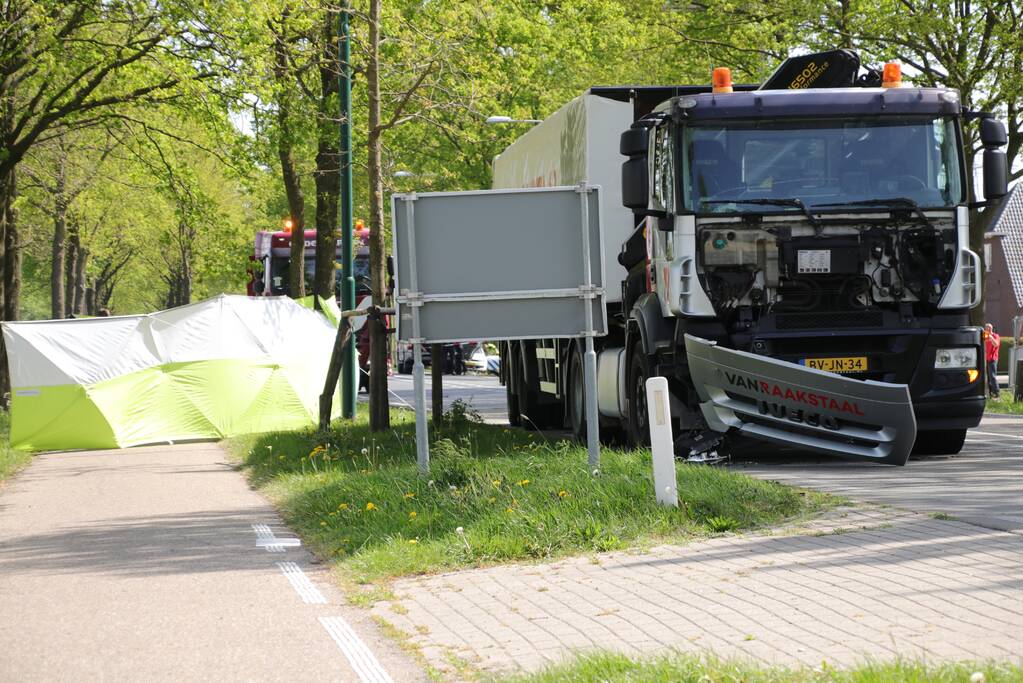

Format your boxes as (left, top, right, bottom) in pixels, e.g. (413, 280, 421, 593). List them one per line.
(645, 376, 677, 507)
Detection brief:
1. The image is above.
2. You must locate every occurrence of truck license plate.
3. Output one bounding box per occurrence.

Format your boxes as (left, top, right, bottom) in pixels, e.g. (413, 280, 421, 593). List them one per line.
(802, 356, 868, 373)
(797, 249, 831, 273)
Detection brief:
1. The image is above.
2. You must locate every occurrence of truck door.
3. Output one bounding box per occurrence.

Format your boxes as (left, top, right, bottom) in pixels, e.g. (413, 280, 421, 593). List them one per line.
(650, 123, 675, 316)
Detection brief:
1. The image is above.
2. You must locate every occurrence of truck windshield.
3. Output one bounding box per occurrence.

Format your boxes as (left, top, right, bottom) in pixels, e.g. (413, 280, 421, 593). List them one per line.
(334, 256, 372, 295)
(682, 117, 963, 214)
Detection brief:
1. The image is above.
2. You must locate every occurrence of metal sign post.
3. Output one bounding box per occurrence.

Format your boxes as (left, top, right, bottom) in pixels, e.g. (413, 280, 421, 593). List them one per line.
(403, 195, 430, 475)
(393, 185, 605, 475)
(577, 184, 600, 469)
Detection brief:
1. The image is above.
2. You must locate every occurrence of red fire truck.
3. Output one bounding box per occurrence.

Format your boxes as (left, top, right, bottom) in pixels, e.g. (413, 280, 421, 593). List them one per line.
(247, 221, 376, 388)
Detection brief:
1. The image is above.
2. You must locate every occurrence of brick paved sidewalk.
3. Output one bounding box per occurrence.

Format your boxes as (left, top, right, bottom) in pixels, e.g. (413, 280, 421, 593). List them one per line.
(371, 506, 1023, 677)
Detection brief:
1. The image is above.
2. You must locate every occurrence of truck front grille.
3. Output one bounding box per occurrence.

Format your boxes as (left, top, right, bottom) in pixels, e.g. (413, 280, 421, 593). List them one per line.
(775, 311, 884, 330)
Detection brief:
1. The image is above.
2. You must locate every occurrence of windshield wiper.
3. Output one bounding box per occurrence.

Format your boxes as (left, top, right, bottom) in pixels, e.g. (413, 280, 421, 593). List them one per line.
(813, 198, 936, 231)
(702, 198, 822, 235)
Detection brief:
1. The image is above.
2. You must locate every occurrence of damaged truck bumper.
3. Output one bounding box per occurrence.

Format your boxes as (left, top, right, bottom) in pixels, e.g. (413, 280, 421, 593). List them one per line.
(685, 334, 917, 466)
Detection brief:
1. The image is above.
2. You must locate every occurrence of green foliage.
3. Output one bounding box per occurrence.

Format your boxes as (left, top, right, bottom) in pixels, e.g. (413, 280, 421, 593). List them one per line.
(10, 0, 1022, 319)
(0, 412, 31, 483)
(225, 408, 832, 583)
(501, 651, 1023, 683)
(985, 393, 1023, 415)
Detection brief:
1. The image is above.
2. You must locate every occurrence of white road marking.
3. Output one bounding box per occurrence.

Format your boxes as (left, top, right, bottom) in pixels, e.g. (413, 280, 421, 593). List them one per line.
(276, 562, 327, 604)
(969, 430, 1023, 441)
(320, 616, 394, 683)
(252, 523, 301, 552)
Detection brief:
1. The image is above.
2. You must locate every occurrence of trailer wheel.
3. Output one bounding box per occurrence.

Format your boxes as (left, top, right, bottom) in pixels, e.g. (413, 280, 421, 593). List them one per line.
(912, 429, 967, 456)
(519, 340, 559, 431)
(627, 343, 652, 447)
(568, 344, 586, 441)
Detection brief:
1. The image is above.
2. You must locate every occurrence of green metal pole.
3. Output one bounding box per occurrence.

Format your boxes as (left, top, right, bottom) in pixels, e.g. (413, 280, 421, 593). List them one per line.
(339, 2, 356, 419)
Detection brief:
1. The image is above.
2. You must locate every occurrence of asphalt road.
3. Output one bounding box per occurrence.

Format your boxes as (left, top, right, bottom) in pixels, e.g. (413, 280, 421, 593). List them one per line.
(381, 372, 508, 423)
(379, 376, 1023, 531)
(0, 442, 424, 683)
(734, 413, 1023, 532)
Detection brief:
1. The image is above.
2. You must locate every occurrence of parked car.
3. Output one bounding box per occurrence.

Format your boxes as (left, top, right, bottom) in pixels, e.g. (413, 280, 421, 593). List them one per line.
(465, 343, 500, 375)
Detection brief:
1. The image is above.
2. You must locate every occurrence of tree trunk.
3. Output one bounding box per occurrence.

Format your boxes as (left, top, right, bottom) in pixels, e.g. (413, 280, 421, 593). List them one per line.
(65, 227, 78, 315)
(281, 150, 305, 299)
(74, 245, 88, 315)
(313, 7, 341, 306)
(176, 236, 193, 307)
(0, 170, 7, 319)
(273, 7, 305, 300)
(86, 280, 96, 315)
(367, 0, 390, 431)
(3, 166, 18, 322)
(50, 158, 68, 319)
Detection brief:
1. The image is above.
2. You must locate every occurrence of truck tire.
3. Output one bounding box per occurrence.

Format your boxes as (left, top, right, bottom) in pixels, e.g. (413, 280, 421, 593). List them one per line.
(912, 429, 967, 456)
(568, 343, 586, 441)
(520, 386, 558, 431)
(519, 340, 559, 431)
(627, 343, 652, 447)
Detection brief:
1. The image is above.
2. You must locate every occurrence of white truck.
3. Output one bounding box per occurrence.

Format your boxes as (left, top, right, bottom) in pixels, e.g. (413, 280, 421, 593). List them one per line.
(495, 50, 1009, 464)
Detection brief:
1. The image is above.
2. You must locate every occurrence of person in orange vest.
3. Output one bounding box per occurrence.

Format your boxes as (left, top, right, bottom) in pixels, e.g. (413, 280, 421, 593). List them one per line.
(984, 323, 1001, 398)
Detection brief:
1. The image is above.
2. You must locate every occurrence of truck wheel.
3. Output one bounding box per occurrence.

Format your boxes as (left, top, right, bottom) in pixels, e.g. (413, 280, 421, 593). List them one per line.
(520, 387, 557, 430)
(568, 344, 586, 441)
(912, 429, 967, 456)
(519, 341, 558, 431)
(627, 344, 652, 447)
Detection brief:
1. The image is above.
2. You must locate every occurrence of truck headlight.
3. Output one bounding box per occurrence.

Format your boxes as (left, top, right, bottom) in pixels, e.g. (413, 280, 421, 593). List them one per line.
(934, 347, 976, 369)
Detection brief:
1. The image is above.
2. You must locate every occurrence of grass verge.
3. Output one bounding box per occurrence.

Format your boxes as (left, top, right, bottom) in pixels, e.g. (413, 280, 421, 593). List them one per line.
(226, 404, 833, 585)
(499, 651, 1023, 683)
(984, 393, 1023, 415)
(0, 411, 30, 484)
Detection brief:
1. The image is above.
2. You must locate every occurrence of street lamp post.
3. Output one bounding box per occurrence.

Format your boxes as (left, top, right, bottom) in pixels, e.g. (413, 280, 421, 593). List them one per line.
(339, 2, 356, 419)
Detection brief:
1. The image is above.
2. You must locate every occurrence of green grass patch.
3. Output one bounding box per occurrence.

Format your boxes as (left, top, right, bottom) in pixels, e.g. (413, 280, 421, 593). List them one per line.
(0, 411, 31, 483)
(985, 393, 1023, 415)
(499, 651, 1023, 683)
(226, 404, 832, 584)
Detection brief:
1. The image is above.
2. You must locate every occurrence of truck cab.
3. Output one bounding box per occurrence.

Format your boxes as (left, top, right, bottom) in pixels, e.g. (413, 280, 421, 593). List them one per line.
(618, 54, 1009, 455)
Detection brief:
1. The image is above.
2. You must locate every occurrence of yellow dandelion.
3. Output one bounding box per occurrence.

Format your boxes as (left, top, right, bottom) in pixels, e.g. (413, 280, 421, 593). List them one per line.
(408, 539, 418, 545)
(506, 507, 515, 513)
(492, 480, 502, 487)
(365, 502, 377, 511)
(558, 490, 568, 498)
(408, 511, 418, 520)
(338, 503, 349, 510)
(517, 479, 530, 487)
(404, 492, 415, 500)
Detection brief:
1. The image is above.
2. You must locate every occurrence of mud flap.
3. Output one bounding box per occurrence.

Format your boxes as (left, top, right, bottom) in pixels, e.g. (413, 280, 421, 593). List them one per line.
(684, 335, 917, 466)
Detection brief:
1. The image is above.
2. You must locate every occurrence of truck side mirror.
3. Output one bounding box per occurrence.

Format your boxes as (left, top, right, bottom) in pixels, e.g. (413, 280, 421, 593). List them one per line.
(980, 118, 1008, 200)
(983, 149, 1008, 200)
(980, 118, 1007, 147)
(620, 126, 651, 211)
